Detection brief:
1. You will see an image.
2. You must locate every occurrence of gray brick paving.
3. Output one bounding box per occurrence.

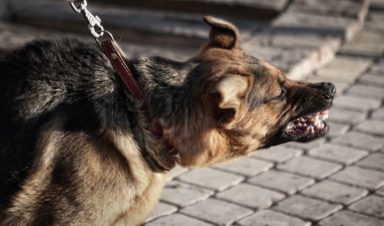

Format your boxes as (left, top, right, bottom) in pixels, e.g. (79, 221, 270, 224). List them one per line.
(356, 153, 384, 171)
(237, 209, 311, 226)
(332, 131, 384, 152)
(346, 84, 384, 99)
(276, 156, 343, 179)
(145, 202, 178, 223)
(180, 199, 252, 225)
(356, 120, 384, 136)
(145, 213, 213, 226)
(216, 184, 285, 209)
(160, 181, 214, 207)
(319, 210, 384, 226)
(327, 107, 367, 125)
(177, 168, 244, 191)
(330, 166, 384, 189)
(274, 195, 342, 221)
(248, 170, 315, 195)
(349, 195, 384, 219)
(376, 187, 384, 196)
(284, 138, 326, 150)
(308, 143, 369, 165)
(333, 95, 382, 111)
(369, 63, 384, 75)
(326, 121, 350, 138)
(301, 180, 368, 205)
(359, 74, 384, 86)
(340, 28, 384, 57)
(372, 108, 384, 121)
(252, 146, 303, 163)
(212, 157, 273, 177)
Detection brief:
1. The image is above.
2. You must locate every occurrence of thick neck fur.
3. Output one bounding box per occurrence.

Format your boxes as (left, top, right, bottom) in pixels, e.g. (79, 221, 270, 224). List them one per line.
(128, 56, 230, 166)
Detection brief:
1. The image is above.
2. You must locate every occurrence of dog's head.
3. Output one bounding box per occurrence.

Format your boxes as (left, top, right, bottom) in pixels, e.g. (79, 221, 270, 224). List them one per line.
(164, 16, 335, 167)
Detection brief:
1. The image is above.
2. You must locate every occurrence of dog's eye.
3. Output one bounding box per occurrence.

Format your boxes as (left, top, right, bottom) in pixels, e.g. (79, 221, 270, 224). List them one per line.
(276, 87, 286, 100)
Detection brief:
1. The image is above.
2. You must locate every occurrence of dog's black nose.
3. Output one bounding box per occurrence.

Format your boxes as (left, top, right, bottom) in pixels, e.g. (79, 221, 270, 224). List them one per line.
(308, 82, 336, 99)
(323, 82, 336, 99)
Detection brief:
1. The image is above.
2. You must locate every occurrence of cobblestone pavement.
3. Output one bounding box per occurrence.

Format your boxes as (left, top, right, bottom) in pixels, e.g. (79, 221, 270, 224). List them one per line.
(143, 2, 384, 226)
(1, 0, 384, 225)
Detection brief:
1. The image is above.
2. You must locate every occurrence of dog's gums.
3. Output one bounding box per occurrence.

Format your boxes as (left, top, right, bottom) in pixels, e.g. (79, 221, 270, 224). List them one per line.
(284, 110, 330, 141)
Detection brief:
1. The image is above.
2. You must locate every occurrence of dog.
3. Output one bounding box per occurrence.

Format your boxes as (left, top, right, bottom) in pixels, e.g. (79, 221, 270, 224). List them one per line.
(0, 16, 335, 225)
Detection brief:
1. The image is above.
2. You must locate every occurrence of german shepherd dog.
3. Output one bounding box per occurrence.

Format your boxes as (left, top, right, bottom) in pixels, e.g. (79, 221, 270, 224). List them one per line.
(0, 16, 335, 225)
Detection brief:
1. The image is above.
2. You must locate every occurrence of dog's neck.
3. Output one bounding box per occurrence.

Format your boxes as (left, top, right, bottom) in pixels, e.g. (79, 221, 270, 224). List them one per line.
(127, 56, 202, 122)
(121, 56, 203, 170)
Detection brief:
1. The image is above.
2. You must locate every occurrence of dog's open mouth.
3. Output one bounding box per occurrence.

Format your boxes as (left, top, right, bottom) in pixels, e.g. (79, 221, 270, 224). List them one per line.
(284, 110, 329, 141)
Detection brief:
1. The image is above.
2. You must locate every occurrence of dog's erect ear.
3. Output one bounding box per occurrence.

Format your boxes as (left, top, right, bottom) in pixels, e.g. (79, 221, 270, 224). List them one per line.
(212, 75, 248, 126)
(203, 16, 239, 50)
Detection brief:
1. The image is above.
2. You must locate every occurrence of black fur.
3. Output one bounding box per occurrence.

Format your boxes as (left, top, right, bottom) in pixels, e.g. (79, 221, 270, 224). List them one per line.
(0, 39, 194, 208)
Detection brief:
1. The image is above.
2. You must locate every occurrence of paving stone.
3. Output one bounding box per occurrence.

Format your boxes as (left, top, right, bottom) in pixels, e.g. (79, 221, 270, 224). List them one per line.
(301, 180, 368, 205)
(371, 0, 384, 10)
(289, 0, 368, 19)
(285, 138, 326, 150)
(349, 195, 384, 219)
(161, 181, 214, 207)
(346, 84, 384, 99)
(369, 63, 384, 75)
(180, 199, 252, 225)
(356, 120, 384, 136)
(168, 165, 189, 180)
(376, 187, 384, 196)
(272, 11, 359, 40)
(145, 213, 213, 226)
(340, 29, 384, 57)
(274, 195, 342, 221)
(308, 143, 369, 165)
(237, 209, 311, 226)
(241, 43, 316, 79)
(319, 210, 384, 226)
(366, 12, 384, 32)
(248, 170, 315, 195)
(356, 153, 384, 171)
(252, 146, 303, 163)
(217, 183, 285, 209)
(359, 74, 384, 87)
(372, 108, 384, 121)
(327, 107, 367, 124)
(330, 166, 384, 189)
(277, 156, 343, 179)
(213, 157, 273, 177)
(315, 67, 362, 85)
(145, 202, 178, 222)
(270, 33, 340, 65)
(332, 131, 384, 152)
(333, 95, 382, 112)
(326, 121, 350, 138)
(317, 56, 372, 76)
(177, 168, 244, 191)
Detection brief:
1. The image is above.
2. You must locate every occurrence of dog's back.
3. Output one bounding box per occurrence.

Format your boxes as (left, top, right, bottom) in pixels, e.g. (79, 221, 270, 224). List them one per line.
(0, 39, 115, 210)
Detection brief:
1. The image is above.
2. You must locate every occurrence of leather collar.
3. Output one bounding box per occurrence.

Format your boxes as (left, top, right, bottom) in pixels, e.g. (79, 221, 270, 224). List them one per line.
(101, 39, 171, 172)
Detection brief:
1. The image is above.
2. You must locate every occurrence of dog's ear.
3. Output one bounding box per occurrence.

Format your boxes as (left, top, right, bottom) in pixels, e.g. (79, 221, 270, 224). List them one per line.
(202, 16, 239, 50)
(212, 75, 248, 126)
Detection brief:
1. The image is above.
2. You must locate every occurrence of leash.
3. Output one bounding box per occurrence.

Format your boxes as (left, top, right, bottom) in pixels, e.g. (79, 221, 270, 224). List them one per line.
(70, 0, 168, 172)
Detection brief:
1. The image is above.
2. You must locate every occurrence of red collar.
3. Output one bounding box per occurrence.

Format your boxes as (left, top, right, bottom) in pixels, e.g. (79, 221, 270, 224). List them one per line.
(101, 39, 169, 172)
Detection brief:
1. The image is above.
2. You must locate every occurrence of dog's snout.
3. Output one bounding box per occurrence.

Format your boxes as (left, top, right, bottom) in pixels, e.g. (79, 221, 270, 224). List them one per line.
(308, 82, 336, 99)
(323, 82, 336, 99)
